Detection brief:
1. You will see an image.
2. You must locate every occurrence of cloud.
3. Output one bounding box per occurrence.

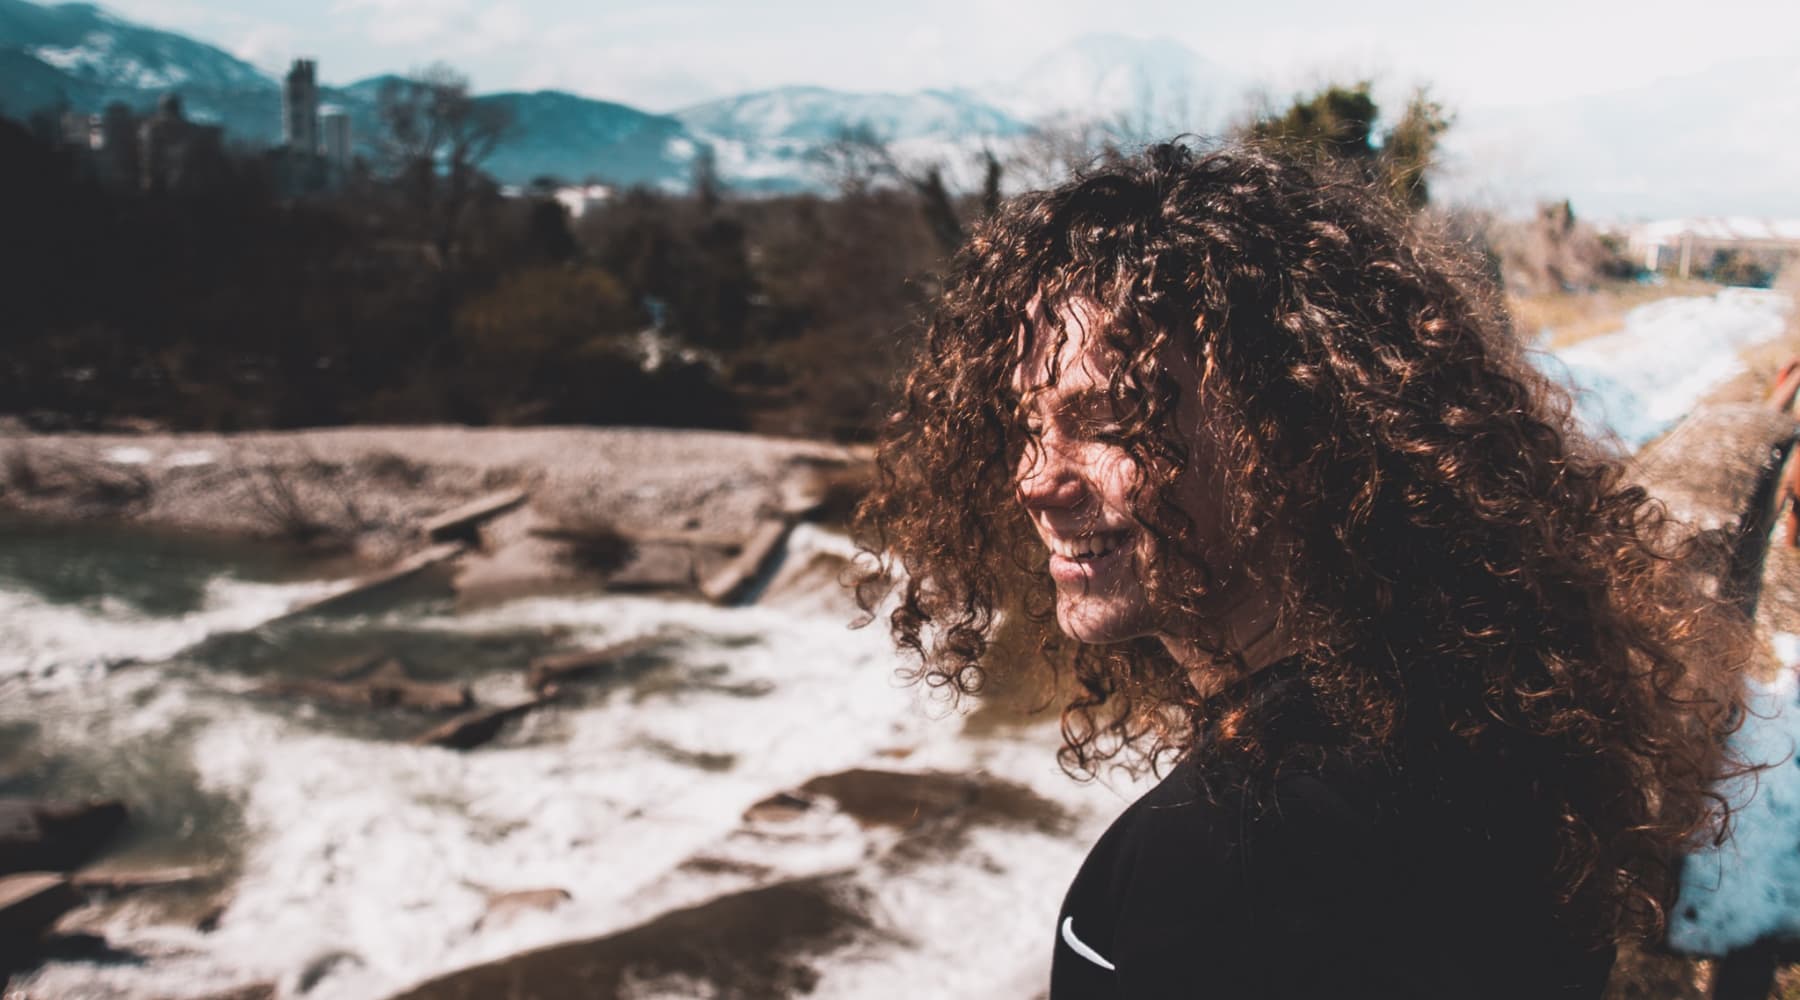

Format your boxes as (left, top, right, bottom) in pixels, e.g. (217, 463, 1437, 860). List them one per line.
(229, 23, 300, 73)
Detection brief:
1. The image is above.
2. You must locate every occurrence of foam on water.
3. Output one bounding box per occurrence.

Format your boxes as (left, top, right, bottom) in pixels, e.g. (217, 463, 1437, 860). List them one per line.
(0, 575, 335, 682)
(20, 584, 1110, 999)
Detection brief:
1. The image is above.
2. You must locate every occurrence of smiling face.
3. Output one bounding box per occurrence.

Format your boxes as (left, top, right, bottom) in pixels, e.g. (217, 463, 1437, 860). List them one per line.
(1012, 301, 1165, 646)
(1012, 299, 1278, 679)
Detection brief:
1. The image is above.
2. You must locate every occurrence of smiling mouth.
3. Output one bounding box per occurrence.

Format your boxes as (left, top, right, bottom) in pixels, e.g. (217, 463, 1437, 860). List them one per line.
(1046, 530, 1130, 562)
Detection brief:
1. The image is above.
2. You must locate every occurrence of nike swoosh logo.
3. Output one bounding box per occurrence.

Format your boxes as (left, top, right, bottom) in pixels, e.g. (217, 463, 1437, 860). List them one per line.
(1061, 916, 1116, 971)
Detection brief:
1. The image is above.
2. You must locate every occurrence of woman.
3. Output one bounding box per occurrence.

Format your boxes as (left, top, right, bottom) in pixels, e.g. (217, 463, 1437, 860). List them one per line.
(854, 140, 1751, 998)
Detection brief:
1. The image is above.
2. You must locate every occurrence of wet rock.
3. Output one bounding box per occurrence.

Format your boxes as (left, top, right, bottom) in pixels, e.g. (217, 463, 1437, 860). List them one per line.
(0, 799, 128, 874)
(525, 636, 665, 695)
(799, 768, 1073, 837)
(0, 872, 83, 965)
(475, 887, 571, 930)
(169, 984, 277, 1000)
(741, 791, 813, 824)
(386, 876, 868, 1000)
(293, 949, 363, 994)
(411, 694, 557, 750)
(71, 864, 213, 894)
(258, 660, 473, 713)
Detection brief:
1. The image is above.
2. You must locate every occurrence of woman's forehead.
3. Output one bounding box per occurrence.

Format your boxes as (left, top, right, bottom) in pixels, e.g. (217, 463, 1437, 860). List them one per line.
(1010, 297, 1123, 396)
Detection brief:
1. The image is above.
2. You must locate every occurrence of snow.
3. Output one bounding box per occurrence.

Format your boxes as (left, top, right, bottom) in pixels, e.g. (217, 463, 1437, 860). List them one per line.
(1670, 655, 1800, 955)
(1539, 288, 1793, 449)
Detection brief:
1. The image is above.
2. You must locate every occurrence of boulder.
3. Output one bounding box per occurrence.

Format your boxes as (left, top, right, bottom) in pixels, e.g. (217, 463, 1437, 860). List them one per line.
(386, 876, 867, 1000)
(526, 636, 664, 695)
(476, 888, 571, 930)
(258, 660, 473, 713)
(0, 799, 127, 875)
(0, 872, 83, 964)
(411, 694, 556, 751)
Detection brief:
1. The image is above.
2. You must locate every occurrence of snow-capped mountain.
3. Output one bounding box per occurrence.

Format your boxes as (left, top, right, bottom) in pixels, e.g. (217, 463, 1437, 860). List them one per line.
(0, 0, 264, 92)
(0, 2, 1242, 194)
(675, 85, 1033, 191)
(991, 33, 1245, 135)
(482, 90, 700, 189)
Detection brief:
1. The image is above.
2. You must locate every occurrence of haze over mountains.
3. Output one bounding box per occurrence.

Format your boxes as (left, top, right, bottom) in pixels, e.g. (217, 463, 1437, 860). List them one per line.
(0, 0, 1247, 193)
(2, 0, 1796, 217)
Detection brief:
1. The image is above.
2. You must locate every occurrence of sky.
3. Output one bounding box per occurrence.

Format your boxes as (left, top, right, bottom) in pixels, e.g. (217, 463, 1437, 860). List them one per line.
(89, 0, 1800, 218)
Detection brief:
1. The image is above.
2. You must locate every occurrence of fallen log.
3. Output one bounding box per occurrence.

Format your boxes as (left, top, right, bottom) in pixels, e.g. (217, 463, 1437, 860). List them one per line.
(526, 636, 665, 695)
(422, 489, 528, 544)
(411, 694, 557, 751)
(270, 543, 467, 623)
(700, 520, 791, 605)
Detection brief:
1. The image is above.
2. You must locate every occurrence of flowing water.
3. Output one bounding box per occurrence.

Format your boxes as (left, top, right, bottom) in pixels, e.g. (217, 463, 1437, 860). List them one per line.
(3, 523, 1137, 999)
(7, 288, 1797, 997)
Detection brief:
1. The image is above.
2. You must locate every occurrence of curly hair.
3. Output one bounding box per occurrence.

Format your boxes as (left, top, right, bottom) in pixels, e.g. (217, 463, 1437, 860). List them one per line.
(853, 139, 1752, 942)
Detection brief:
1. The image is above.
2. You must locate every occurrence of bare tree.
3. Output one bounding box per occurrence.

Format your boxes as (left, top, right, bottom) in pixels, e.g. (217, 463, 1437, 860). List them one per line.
(376, 63, 514, 266)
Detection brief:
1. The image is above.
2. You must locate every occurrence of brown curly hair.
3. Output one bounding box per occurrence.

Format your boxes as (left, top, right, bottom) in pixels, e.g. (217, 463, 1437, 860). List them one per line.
(853, 139, 1751, 941)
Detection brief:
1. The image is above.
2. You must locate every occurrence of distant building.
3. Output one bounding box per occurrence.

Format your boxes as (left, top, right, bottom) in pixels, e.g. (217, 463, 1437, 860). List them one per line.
(320, 106, 351, 168)
(1626, 218, 1800, 280)
(138, 93, 224, 192)
(283, 58, 320, 153)
(58, 110, 98, 150)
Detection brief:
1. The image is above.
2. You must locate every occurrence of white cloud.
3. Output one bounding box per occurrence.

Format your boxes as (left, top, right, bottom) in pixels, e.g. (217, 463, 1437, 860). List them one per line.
(229, 23, 300, 73)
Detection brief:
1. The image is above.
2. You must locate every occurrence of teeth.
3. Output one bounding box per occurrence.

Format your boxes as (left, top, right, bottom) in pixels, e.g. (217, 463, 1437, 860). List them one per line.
(1049, 531, 1128, 560)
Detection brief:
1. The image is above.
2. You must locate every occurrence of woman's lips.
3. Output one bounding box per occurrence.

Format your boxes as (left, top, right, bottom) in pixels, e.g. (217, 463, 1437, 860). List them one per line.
(1047, 531, 1131, 584)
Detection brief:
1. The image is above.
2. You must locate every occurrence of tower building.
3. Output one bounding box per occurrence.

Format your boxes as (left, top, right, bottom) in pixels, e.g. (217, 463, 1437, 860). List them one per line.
(283, 59, 319, 153)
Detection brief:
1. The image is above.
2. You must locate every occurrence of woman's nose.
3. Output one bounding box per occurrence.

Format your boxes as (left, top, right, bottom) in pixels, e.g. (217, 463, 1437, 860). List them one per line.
(1016, 436, 1086, 510)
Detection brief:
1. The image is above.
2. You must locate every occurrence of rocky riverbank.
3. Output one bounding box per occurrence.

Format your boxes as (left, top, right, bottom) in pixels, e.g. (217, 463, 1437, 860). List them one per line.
(0, 425, 871, 609)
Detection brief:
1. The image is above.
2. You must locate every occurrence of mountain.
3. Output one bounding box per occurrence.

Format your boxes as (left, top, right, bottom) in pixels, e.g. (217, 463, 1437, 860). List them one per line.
(675, 85, 1032, 191)
(0, 0, 283, 138)
(0, 3, 1239, 196)
(482, 90, 699, 189)
(990, 33, 1245, 135)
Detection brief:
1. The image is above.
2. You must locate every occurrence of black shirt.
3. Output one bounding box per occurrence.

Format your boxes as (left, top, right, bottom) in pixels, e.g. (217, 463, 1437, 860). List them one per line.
(1049, 659, 1614, 999)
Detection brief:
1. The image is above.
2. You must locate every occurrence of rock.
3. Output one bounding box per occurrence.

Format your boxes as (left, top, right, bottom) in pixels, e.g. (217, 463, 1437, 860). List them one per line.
(797, 768, 1072, 836)
(526, 636, 664, 695)
(476, 888, 571, 930)
(171, 984, 277, 1000)
(0, 872, 83, 962)
(71, 864, 213, 894)
(0, 799, 128, 875)
(292, 949, 362, 995)
(411, 694, 556, 750)
(386, 876, 868, 1000)
(742, 791, 813, 824)
(257, 660, 473, 714)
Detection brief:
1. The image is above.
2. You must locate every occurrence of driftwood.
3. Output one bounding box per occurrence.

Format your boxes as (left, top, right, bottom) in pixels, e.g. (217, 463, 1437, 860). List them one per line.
(700, 520, 792, 605)
(258, 659, 472, 713)
(411, 694, 557, 751)
(422, 489, 528, 544)
(526, 636, 665, 695)
(272, 543, 467, 622)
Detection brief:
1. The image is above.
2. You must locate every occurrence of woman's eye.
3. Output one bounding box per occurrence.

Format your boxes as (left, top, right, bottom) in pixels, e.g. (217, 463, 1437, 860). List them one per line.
(1080, 419, 1128, 442)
